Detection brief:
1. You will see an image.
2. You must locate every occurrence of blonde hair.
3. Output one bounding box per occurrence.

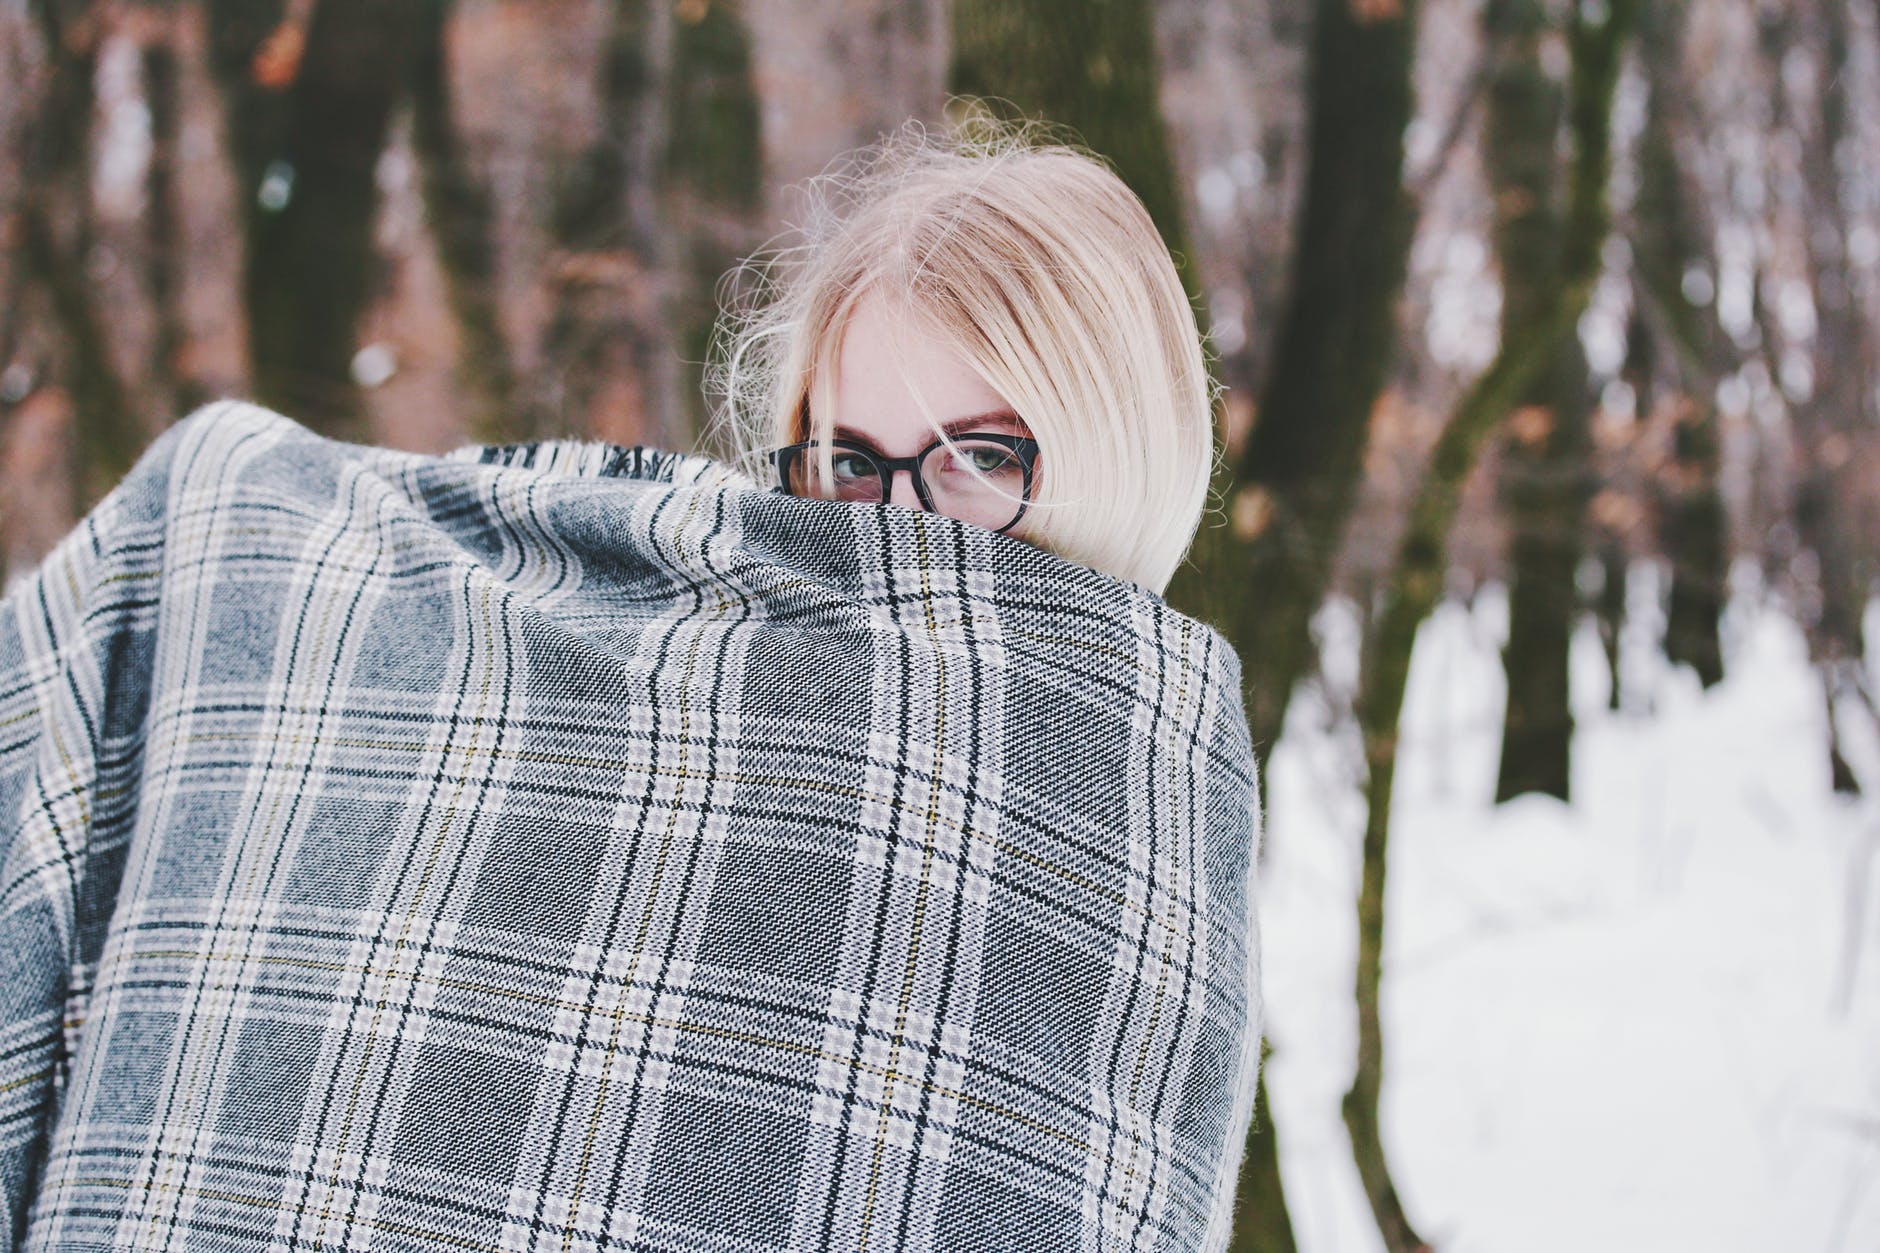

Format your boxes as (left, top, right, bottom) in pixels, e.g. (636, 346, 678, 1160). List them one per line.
(707, 118, 1214, 594)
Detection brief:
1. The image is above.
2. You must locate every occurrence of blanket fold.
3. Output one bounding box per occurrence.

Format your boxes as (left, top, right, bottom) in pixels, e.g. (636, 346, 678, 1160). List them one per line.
(0, 401, 1260, 1252)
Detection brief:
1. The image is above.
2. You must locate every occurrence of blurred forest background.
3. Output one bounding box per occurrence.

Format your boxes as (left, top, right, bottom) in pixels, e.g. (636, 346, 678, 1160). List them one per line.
(3, 0, 1878, 1249)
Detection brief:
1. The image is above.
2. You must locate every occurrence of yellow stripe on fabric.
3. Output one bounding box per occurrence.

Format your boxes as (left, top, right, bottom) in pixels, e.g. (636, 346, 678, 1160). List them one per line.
(108, 944, 1128, 1165)
(1118, 615, 1200, 1223)
(313, 574, 507, 1253)
(0, 1067, 55, 1096)
(562, 564, 721, 1253)
(861, 519, 951, 1252)
(161, 727, 1190, 943)
(61, 1176, 527, 1253)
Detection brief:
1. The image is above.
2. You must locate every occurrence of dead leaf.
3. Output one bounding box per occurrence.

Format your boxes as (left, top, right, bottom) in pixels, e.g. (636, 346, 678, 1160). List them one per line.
(1231, 486, 1273, 541)
(1820, 433, 1851, 470)
(1507, 404, 1554, 447)
(1350, 0, 1403, 22)
(1589, 487, 1643, 534)
(251, 21, 305, 91)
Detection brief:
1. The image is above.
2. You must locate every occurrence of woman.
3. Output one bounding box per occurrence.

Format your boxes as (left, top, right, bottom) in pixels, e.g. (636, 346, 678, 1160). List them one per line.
(0, 123, 1259, 1253)
(713, 121, 1214, 595)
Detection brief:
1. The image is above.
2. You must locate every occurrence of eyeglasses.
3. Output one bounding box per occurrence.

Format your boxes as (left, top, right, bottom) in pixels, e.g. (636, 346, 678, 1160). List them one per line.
(771, 433, 1041, 534)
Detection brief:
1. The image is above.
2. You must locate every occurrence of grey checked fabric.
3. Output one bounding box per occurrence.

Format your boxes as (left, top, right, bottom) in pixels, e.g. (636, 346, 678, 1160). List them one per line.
(0, 402, 1261, 1251)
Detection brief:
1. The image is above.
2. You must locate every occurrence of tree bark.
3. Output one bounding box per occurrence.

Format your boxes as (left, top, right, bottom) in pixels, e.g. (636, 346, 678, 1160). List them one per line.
(949, 0, 1197, 297)
(663, 0, 763, 442)
(953, 3, 1299, 1246)
(1487, 0, 1592, 804)
(1633, 0, 1725, 690)
(18, 0, 142, 502)
(410, 0, 522, 444)
(534, 0, 677, 444)
(1770, 1, 1874, 794)
(1171, 2, 1420, 1247)
(1169, 0, 1420, 774)
(1226, 1043, 1295, 1253)
(1347, 1, 1635, 1248)
(143, 29, 212, 420)
(209, 0, 429, 436)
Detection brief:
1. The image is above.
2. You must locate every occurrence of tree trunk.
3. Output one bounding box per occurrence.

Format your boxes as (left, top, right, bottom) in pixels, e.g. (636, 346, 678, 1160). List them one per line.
(949, 0, 1197, 297)
(410, 0, 522, 445)
(663, 0, 763, 442)
(17, 0, 142, 502)
(1633, 0, 1725, 690)
(1170, 0, 1420, 773)
(142, 23, 212, 421)
(952, 3, 1297, 1246)
(1348, 1, 1635, 1248)
(1487, 0, 1591, 804)
(1596, 540, 1626, 710)
(1174, 1, 1421, 1246)
(534, 0, 678, 444)
(1226, 1049, 1295, 1253)
(1772, 1, 1874, 794)
(209, 0, 429, 435)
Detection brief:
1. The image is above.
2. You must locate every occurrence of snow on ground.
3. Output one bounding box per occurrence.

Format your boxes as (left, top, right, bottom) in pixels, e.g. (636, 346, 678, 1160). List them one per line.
(1259, 563, 1880, 1253)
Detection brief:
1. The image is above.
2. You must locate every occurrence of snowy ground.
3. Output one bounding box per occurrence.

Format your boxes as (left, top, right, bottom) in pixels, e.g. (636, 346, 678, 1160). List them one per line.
(1259, 563, 1880, 1253)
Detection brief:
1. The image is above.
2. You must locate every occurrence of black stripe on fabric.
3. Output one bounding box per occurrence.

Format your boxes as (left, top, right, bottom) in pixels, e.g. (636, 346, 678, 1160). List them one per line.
(45, 1056, 1098, 1252)
(1147, 625, 1212, 1125)
(166, 549, 471, 585)
(596, 481, 751, 1226)
(816, 501, 921, 1250)
(329, 507, 526, 1249)
(109, 765, 1162, 954)
(191, 474, 394, 1250)
(1130, 614, 1207, 1248)
(28, 573, 94, 917)
(0, 1024, 62, 1071)
(91, 966, 1112, 1148)
(77, 595, 161, 626)
(331, 531, 523, 1253)
(890, 516, 981, 1250)
(117, 416, 312, 1249)
(1097, 597, 1169, 1239)
(272, 474, 458, 1253)
(523, 482, 703, 1239)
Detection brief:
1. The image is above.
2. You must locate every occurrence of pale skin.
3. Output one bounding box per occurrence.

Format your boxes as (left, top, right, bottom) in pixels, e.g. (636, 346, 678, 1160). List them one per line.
(821, 292, 1036, 538)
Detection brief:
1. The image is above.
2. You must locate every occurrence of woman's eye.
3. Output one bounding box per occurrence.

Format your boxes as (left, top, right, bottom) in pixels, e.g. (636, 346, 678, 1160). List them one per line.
(830, 454, 873, 480)
(947, 445, 1018, 475)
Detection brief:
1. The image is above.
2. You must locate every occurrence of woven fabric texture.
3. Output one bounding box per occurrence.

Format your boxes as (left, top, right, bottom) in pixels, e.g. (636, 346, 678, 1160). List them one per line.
(0, 402, 1261, 1251)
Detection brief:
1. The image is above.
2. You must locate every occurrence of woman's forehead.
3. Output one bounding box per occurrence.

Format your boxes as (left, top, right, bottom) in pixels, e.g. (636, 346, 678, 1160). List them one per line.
(827, 293, 1022, 447)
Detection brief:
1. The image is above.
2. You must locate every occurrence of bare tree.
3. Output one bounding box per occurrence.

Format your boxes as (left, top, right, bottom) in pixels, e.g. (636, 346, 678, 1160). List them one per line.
(410, 0, 522, 444)
(1171, 0, 1422, 778)
(206, 0, 431, 436)
(1770, 0, 1879, 793)
(1166, 0, 1425, 1245)
(1487, 0, 1595, 804)
(14, 1, 142, 500)
(1348, 0, 1637, 1246)
(1631, 1, 1728, 691)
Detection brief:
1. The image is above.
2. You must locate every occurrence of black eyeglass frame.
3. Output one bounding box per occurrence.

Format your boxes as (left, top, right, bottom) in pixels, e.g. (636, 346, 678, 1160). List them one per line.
(769, 433, 1042, 534)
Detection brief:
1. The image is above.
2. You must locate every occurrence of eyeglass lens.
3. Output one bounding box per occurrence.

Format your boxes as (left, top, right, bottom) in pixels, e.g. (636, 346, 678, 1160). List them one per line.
(784, 440, 1029, 532)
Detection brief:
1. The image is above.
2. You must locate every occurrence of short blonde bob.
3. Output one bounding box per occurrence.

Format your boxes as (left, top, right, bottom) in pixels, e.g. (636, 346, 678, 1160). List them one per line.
(708, 118, 1214, 594)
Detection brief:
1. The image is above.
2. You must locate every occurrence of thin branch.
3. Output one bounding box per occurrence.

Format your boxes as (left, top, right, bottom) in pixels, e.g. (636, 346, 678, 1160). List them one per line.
(1407, 40, 1496, 203)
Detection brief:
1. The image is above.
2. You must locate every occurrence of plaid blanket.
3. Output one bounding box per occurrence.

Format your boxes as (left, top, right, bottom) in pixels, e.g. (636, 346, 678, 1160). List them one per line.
(0, 402, 1261, 1251)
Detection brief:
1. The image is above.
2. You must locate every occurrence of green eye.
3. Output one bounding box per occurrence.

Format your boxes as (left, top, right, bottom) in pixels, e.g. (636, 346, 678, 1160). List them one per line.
(940, 444, 1021, 478)
(830, 453, 874, 480)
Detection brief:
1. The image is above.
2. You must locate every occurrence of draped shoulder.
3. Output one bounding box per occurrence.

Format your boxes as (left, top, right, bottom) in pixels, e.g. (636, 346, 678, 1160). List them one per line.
(0, 401, 1260, 1252)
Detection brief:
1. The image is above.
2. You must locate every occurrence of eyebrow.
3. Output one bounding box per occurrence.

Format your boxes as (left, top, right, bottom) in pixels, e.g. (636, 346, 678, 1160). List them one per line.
(830, 410, 1026, 443)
